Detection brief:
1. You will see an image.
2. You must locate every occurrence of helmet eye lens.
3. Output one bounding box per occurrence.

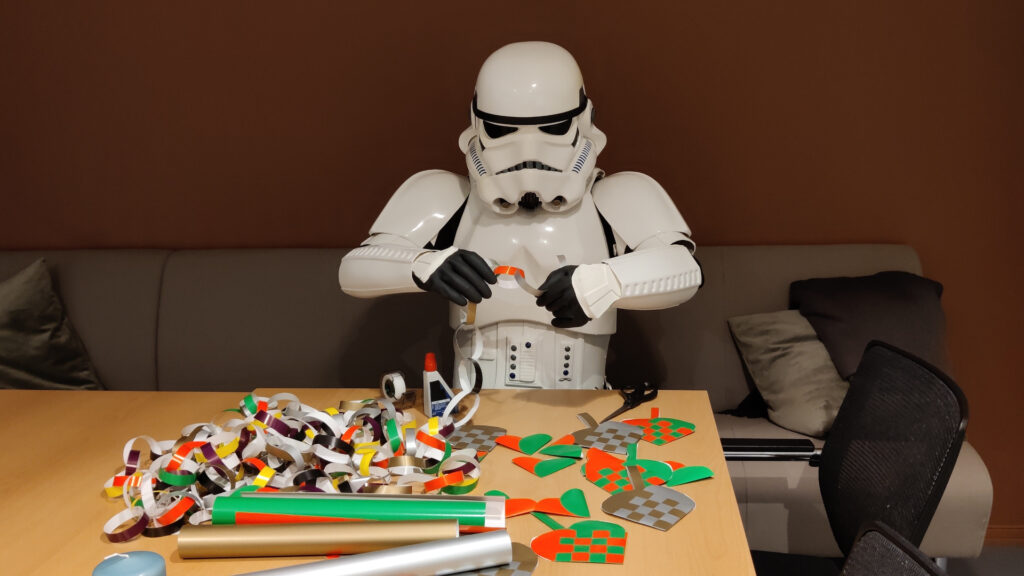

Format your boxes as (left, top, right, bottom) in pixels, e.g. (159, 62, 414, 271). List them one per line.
(539, 119, 573, 136)
(483, 121, 518, 139)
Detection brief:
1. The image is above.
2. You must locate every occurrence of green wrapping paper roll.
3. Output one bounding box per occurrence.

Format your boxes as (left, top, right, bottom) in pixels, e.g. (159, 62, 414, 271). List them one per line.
(178, 520, 460, 558)
(211, 491, 506, 530)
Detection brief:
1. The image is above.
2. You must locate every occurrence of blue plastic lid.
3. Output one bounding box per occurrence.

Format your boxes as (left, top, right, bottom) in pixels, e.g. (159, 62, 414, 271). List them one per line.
(92, 552, 166, 576)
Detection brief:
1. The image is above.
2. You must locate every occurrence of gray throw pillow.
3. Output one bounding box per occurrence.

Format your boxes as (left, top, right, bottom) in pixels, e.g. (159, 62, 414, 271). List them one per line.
(728, 310, 848, 437)
(0, 259, 102, 390)
(789, 271, 949, 380)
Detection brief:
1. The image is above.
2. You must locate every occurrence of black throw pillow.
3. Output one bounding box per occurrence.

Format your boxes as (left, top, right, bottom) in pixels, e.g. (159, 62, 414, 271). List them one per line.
(789, 271, 949, 380)
(0, 258, 102, 389)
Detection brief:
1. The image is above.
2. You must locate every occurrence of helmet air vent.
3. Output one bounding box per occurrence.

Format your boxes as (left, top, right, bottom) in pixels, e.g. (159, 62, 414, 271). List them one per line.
(468, 139, 487, 176)
(571, 140, 592, 174)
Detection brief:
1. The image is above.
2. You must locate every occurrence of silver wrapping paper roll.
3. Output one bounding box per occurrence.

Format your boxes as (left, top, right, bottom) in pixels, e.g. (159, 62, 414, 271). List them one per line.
(235, 531, 513, 576)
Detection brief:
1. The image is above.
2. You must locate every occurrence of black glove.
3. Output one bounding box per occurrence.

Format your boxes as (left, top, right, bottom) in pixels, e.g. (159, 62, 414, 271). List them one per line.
(414, 249, 497, 306)
(536, 265, 591, 328)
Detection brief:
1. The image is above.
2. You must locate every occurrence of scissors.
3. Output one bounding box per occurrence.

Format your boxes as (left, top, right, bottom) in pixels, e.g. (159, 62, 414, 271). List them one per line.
(600, 381, 660, 423)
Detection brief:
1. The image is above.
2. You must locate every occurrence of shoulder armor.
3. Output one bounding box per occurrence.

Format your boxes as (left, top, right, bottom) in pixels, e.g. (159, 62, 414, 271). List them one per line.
(591, 171, 691, 249)
(370, 170, 470, 248)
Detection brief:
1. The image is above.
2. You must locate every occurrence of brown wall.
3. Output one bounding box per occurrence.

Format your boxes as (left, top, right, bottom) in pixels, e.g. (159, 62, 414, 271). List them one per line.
(2, 2, 1021, 540)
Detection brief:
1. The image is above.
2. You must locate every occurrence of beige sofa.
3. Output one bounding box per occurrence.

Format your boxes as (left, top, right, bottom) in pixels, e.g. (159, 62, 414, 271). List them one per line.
(0, 244, 992, 557)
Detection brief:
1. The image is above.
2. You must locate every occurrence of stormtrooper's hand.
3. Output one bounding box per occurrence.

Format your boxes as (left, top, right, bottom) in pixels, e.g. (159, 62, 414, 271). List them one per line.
(413, 248, 497, 306)
(536, 265, 591, 328)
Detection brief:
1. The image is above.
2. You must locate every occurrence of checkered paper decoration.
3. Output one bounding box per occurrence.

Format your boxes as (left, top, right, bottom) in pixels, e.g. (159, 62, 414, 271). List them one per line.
(531, 520, 628, 564)
(602, 485, 696, 531)
(582, 447, 634, 495)
(447, 425, 506, 459)
(622, 411, 696, 446)
(570, 421, 644, 455)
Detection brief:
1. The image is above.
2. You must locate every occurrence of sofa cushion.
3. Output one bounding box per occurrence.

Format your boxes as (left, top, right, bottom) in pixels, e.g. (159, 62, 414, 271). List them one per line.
(609, 245, 923, 412)
(728, 310, 848, 437)
(789, 271, 949, 380)
(0, 250, 169, 390)
(0, 259, 101, 390)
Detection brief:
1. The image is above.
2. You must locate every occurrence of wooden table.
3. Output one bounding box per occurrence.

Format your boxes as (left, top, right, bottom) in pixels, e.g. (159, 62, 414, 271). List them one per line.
(0, 388, 753, 575)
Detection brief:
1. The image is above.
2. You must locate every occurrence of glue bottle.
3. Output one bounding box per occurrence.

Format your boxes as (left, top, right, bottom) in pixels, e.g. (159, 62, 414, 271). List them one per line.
(422, 353, 454, 418)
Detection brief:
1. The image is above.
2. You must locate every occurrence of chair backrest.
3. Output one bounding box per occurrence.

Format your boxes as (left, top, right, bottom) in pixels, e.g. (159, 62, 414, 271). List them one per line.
(840, 522, 946, 576)
(819, 341, 968, 555)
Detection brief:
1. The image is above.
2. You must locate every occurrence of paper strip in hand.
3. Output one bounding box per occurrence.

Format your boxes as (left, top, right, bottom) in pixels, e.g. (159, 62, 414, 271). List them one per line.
(177, 519, 459, 558)
(235, 530, 513, 576)
(212, 492, 506, 531)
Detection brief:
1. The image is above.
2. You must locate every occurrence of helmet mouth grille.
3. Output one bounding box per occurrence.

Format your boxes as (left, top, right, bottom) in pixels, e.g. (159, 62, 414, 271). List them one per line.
(496, 160, 562, 175)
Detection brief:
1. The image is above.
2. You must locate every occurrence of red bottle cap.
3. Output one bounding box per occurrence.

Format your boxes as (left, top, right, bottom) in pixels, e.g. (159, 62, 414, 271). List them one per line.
(424, 352, 437, 372)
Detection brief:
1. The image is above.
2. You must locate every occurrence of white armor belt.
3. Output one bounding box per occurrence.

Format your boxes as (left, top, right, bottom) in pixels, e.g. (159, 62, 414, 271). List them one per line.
(455, 321, 609, 390)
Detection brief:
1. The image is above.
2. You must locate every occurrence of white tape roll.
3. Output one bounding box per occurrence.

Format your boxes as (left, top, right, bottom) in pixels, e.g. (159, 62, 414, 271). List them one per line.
(380, 371, 407, 401)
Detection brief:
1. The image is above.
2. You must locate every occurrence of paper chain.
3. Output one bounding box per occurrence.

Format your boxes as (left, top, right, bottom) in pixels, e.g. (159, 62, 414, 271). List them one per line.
(102, 392, 494, 542)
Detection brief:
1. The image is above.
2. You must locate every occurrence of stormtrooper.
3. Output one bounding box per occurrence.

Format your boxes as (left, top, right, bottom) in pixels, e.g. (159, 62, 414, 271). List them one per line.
(339, 41, 702, 390)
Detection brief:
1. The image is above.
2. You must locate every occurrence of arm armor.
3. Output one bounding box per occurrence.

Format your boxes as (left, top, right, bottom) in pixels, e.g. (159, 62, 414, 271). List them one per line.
(338, 170, 469, 298)
(573, 172, 702, 317)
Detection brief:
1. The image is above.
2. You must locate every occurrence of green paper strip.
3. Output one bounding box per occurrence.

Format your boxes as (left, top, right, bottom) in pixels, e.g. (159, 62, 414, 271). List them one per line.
(423, 442, 452, 475)
(386, 419, 401, 454)
(533, 458, 576, 478)
(212, 492, 499, 527)
(159, 468, 197, 486)
(667, 466, 714, 486)
(441, 479, 479, 495)
(243, 394, 258, 415)
(533, 512, 565, 531)
(539, 444, 583, 459)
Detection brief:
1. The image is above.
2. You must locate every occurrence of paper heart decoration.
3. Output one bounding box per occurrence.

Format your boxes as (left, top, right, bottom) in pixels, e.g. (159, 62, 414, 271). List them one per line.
(446, 425, 506, 460)
(602, 484, 696, 531)
(623, 407, 695, 446)
(622, 442, 672, 485)
(531, 520, 627, 564)
(535, 488, 589, 518)
(484, 490, 536, 519)
(496, 434, 551, 455)
(570, 421, 644, 455)
(539, 444, 583, 458)
(667, 465, 714, 486)
(513, 456, 576, 478)
(581, 448, 633, 495)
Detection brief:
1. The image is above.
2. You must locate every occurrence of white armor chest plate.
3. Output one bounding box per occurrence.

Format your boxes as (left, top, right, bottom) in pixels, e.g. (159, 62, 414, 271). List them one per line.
(450, 190, 616, 336)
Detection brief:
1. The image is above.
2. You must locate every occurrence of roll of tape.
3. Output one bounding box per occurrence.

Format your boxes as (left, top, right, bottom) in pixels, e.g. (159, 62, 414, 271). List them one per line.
(380, 372, 406, 401)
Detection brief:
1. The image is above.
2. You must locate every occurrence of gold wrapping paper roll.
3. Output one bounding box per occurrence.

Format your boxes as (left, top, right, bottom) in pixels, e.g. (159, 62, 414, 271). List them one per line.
(177, 520, 459, 559)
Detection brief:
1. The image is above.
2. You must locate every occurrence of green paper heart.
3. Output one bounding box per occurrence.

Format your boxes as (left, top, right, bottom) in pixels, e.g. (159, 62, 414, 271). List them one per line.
(667, 465, 714, 486)
(539, 444, 583, 458)
(560, 488, 590, 517)
(533, 457, 576, 477)
(519, 433, 553, 455)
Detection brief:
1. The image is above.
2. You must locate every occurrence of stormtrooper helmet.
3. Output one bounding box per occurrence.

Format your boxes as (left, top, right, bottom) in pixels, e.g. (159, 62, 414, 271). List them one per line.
(459, 42, 607, 214)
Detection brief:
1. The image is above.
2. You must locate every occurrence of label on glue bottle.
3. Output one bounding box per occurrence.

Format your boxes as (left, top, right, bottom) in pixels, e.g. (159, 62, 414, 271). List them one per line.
(422, 353, 454, 419)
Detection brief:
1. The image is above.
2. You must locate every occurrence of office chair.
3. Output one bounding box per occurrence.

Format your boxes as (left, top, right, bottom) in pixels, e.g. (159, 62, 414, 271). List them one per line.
(820, 340, 968, 555)
(752, 341, 968, 575)
(840, 521, 947, 576)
